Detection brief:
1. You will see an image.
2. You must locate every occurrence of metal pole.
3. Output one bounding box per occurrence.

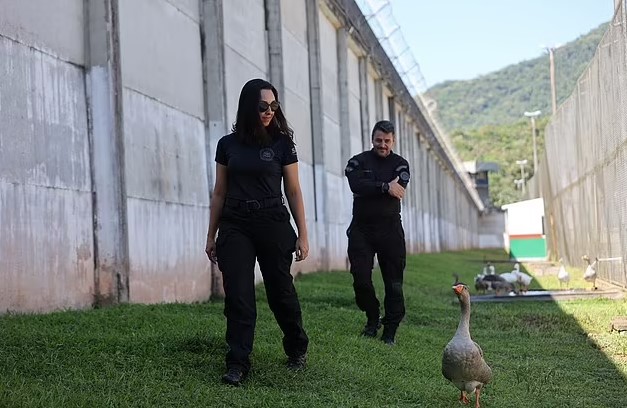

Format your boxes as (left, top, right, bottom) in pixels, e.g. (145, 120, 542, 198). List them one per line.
(524, 110, 541, 177)
(549, 47, 557, 114)
(531, 116, 538, 176)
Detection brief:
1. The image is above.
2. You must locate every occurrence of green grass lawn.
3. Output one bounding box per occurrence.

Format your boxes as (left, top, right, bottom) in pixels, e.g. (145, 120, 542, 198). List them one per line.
(1, 249, 626, 407)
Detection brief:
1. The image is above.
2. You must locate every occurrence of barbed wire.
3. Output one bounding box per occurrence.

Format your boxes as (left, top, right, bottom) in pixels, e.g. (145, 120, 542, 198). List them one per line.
(355, 0, 484, 210)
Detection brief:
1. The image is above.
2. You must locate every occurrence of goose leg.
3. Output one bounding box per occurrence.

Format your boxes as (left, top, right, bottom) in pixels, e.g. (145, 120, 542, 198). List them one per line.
(459, 391, 470, 404)
(475, 387, 482, 408)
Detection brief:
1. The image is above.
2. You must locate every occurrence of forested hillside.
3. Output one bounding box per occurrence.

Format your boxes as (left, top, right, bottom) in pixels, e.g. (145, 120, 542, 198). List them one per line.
(428, 22, 607, 131)
(426, 23, 608, 207)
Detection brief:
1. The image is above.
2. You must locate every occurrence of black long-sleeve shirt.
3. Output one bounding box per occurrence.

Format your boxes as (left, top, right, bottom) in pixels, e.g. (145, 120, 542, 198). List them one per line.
(345, 149, 410, 220)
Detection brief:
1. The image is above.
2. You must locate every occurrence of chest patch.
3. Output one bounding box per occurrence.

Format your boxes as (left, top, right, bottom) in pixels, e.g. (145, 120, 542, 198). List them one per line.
(259, 148, 275, 161)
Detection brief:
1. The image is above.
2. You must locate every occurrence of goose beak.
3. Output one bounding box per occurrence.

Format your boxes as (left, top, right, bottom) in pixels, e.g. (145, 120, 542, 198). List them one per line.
(453, 284, 464, 295)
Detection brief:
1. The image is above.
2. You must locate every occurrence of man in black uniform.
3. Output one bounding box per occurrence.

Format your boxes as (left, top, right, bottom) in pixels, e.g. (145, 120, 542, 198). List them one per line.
(344, 120, 410, 345)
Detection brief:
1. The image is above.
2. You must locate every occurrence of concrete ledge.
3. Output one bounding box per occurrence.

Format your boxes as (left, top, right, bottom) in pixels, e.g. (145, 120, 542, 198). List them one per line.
(471, 289, 625, 303)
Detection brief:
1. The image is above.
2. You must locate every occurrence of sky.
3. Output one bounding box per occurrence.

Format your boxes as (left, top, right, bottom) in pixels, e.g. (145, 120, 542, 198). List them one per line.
(389, 0, 615, 87)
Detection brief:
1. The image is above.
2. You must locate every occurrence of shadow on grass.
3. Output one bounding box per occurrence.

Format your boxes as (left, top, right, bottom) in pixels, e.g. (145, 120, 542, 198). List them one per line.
(443, 249, 627, 407)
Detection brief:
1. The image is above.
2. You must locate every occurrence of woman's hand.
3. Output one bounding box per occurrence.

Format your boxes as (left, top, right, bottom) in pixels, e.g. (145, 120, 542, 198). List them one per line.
(205, 237, 217, 264)
(295, 236, 309, 262)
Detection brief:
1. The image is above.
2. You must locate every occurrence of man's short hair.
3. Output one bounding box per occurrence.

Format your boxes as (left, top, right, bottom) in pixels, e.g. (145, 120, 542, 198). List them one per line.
(371, 120, 395, 139)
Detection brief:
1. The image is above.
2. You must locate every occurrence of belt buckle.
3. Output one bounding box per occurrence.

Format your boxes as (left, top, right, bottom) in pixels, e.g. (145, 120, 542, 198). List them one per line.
(245, 200, 261, 211)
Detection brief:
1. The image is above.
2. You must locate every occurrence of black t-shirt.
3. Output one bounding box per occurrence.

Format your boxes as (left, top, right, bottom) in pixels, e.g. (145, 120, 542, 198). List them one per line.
(344, 149, 410, 220)
(215, 132, 297, 200)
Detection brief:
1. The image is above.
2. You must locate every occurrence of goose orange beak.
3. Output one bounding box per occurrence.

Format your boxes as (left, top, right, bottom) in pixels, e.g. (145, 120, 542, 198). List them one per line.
(453, 284, 464, 295)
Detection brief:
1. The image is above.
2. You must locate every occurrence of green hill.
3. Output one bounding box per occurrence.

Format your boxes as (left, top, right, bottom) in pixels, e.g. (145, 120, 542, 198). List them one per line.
(426, 22, 608, 207)
(428, 22, 608, 131)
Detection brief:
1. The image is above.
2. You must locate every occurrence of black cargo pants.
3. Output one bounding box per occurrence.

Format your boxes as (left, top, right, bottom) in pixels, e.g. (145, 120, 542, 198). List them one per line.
(216, 205, 308, 372)
(347, 217, 406, 328)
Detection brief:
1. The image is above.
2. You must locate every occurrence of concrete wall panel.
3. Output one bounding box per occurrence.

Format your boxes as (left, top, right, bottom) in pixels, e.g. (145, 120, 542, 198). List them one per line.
(0, 37, 90, 190)
(347, 50, 362, 155)
(119, 0, 204, 119)
(319, 13, 339, 124)
(280, 0, 308, 45)
(0, 0, 84, 64)
(281, 0, 313, 163)
(165, 0, 200, 22)
(123, 90, 209, 205)
(284, 89, 313, 163)
(0, 183, 94, 312)
(367, 73, 376, 127)
(319, 13, 341, 175)
(222, 0, 268, 115)
(322, 116, 342, 175)
(223, 46, 267, 130)
(127, 199, 211, 303)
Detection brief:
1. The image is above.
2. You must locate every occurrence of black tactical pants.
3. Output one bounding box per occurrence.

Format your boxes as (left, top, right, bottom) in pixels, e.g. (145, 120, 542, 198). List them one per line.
(347, 217, 406, 328)
(216, 206, 309, 372)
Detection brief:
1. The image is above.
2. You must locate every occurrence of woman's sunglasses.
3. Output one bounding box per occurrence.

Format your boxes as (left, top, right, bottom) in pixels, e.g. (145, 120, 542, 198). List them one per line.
(258, 101, 280, 113)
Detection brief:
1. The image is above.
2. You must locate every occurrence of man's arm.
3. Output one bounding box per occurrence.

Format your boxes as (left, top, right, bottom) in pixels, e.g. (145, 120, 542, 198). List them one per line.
(345, 156, 386, 196)
(394, 158, 411, 189)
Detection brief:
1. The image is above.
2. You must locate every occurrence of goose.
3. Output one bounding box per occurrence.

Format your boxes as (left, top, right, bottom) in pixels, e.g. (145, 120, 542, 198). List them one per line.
(557, 258, 570, 289)
(442, 283, 492, 407)
(475, 274, 514, 295)
(488, 263, 496, 275)
(474, 274, 489, 294)
(582, 255, 598, 290)
(514, 270, 533, 293)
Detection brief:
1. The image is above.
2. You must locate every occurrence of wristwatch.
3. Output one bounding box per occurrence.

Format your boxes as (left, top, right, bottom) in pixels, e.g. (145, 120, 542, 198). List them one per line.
(381, 182, 390, 193)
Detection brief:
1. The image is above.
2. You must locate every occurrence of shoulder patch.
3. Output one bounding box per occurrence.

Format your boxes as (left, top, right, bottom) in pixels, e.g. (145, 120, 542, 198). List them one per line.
(345, 158, 360, 173)
(400, 171, 410, 182)
(395, 164, 409, 172)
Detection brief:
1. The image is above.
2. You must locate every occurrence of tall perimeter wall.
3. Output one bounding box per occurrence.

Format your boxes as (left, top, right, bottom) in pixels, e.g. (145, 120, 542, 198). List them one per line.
(0, 0, 484, 313)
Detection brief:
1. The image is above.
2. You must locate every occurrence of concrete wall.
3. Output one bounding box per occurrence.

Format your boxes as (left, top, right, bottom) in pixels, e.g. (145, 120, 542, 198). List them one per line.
(0, 0, 94, 312)
(118, 0, 210, 304)
(0, 0, 485, 313)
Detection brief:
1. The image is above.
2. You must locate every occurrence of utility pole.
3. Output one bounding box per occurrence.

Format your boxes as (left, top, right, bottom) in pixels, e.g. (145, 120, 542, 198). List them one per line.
(548, 47, 557, 114)
(524, 110, 541, 176)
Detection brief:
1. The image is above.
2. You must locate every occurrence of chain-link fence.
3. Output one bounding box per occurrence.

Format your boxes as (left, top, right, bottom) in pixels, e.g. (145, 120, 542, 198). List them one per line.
(537, 1, 627, 288)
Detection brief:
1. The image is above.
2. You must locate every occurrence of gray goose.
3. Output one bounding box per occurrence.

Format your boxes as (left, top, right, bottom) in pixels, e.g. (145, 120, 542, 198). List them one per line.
(442, 283, 492, 407)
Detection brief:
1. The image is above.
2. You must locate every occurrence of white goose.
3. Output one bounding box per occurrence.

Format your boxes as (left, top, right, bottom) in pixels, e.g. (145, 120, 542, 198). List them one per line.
(442, 283, 492, 407)
(557, 258, 570, 289)
(582, 255, 598, 290)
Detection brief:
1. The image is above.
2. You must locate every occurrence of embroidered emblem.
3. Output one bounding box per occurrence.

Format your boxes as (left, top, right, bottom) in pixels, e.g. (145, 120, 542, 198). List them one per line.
(400, 171, 410, 181)
(291, 146, 297, 155)
(260, 148, 275, 161)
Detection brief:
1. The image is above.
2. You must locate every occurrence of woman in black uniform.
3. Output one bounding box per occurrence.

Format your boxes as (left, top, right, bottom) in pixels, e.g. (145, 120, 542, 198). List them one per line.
(205, 78, 309, 386)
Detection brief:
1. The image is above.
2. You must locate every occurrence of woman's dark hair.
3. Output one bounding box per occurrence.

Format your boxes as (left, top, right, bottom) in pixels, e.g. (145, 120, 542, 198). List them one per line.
(232, 78, 294, 146)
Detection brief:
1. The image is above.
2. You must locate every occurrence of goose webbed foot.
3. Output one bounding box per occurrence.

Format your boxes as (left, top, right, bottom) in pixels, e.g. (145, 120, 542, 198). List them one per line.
(475, 387, 482, 408)
(459, 391, 470, 404)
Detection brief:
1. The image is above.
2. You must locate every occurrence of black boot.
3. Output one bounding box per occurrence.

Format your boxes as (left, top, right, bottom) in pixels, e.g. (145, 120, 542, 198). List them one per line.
(361, 316, 382, 337)
(221, 367, 247, 386)
(287, 353, 307, 370)
(381, 325, 397, 346)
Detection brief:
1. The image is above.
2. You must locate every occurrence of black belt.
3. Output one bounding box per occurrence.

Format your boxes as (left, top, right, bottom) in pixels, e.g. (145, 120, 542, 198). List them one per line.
(224, 196, 284, 211)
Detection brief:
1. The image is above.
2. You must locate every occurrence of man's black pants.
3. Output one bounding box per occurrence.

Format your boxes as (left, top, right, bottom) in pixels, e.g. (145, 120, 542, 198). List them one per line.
(347, 218, 406, 328)
(216, 206, 308, 372)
